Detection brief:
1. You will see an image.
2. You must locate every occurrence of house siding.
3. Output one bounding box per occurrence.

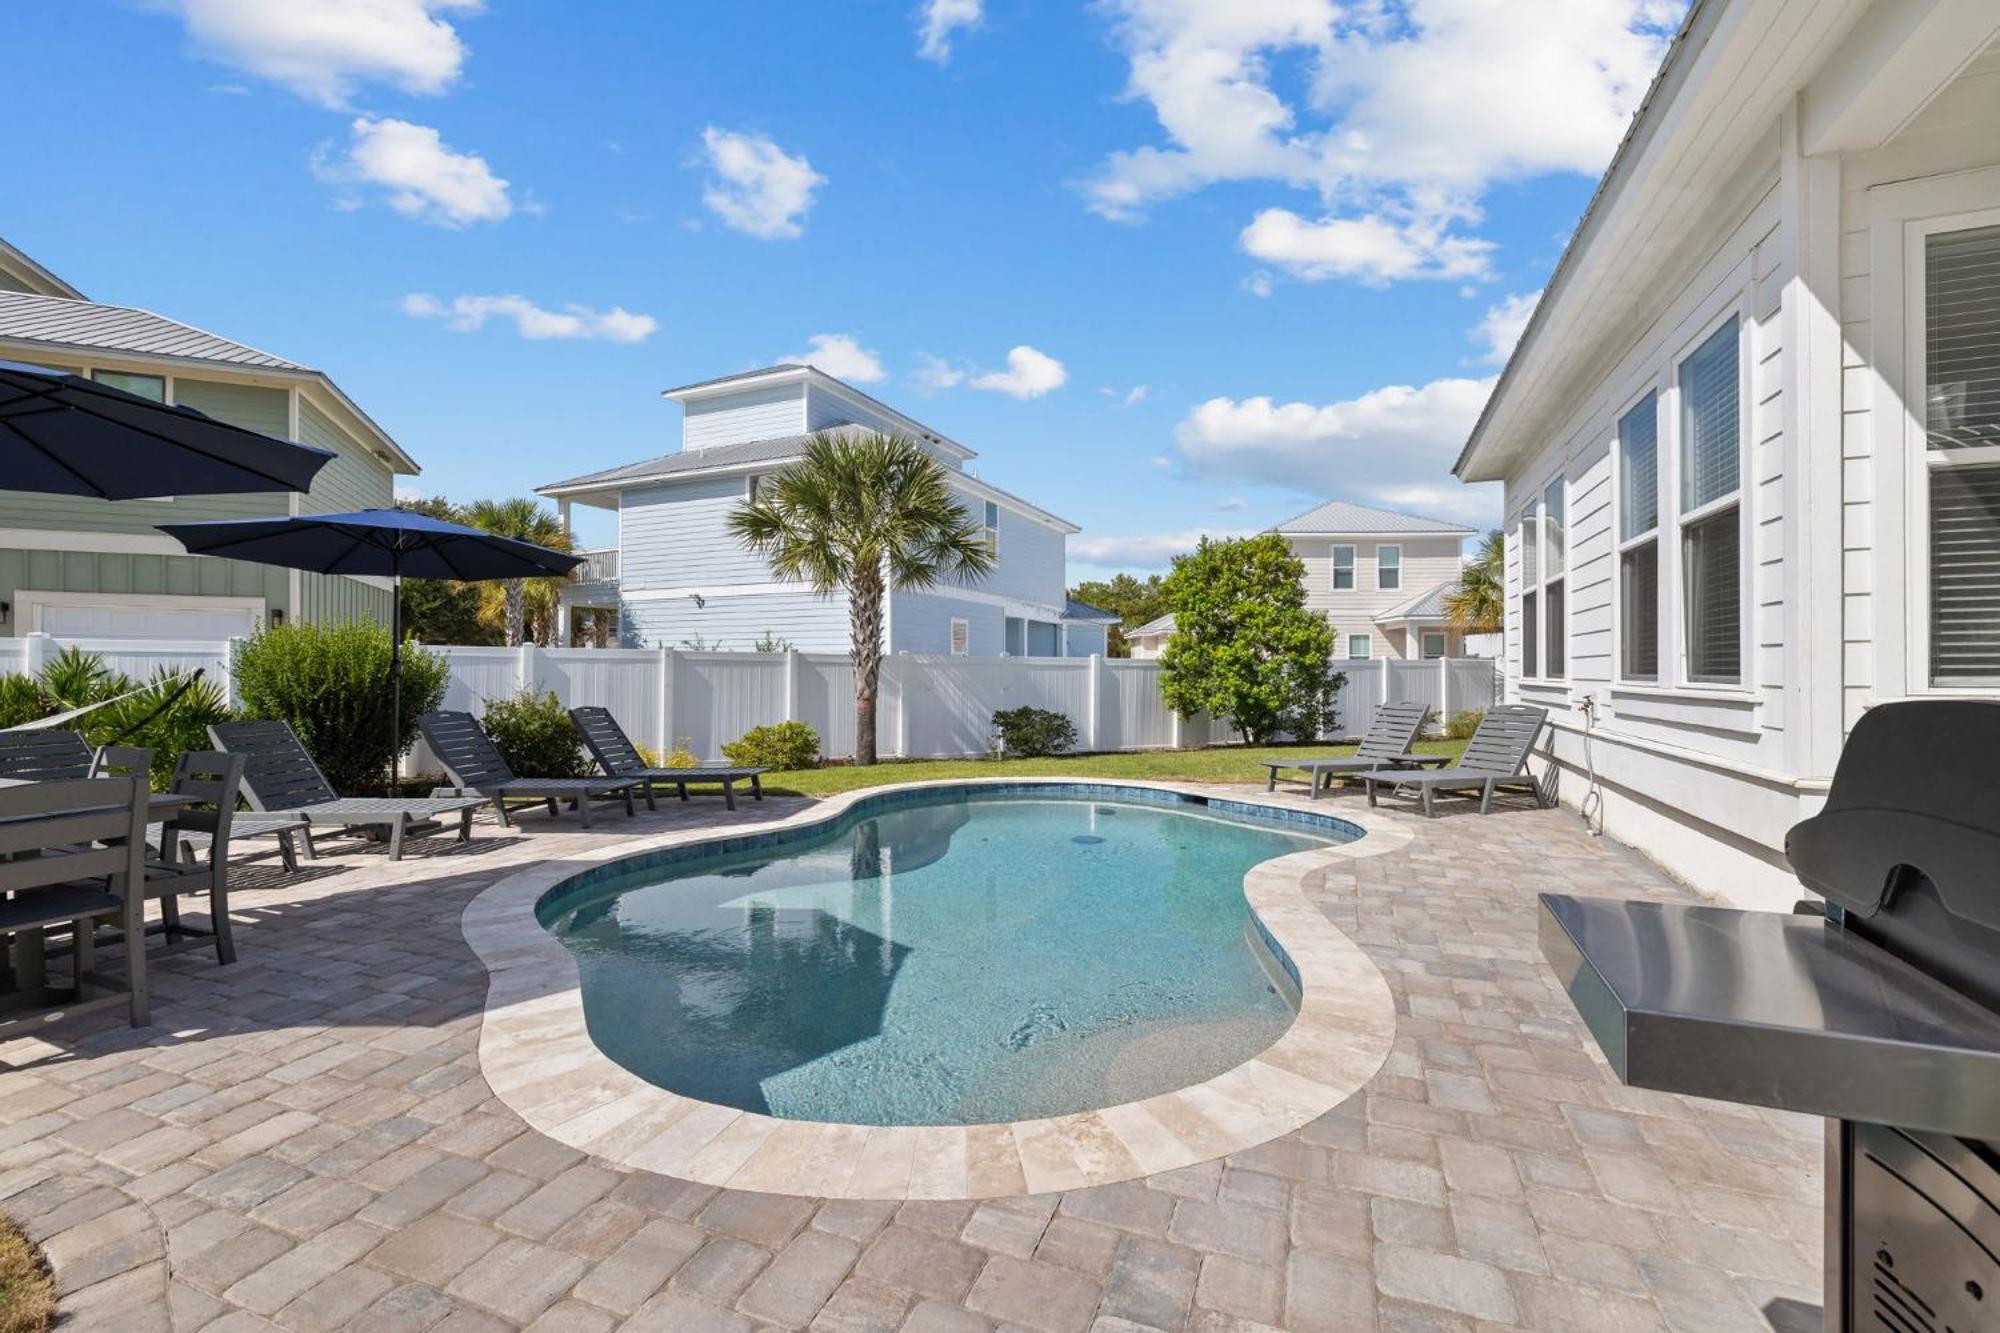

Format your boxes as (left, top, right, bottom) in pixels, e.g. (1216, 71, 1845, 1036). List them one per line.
(619, 475, 770, 589)
(965, 490, 1067, 610)
(890, 591, 1004, 656)
(1290, 534, 1464, 658)
(0, 547, 286, 634)
(684, 384, 804, 450)
(621, 588, 848, 652)
(1065, 623, 1108, 657)
(297, 398, 393, 513)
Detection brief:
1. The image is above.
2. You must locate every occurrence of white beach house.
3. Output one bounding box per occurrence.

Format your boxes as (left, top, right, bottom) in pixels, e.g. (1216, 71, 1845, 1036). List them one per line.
(1455, 0, 2000, 910)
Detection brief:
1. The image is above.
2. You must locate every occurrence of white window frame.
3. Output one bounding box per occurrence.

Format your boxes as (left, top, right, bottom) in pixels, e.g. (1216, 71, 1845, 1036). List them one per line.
(745, 474, 760, 501)
(1515, 503, 1539, 680)
(1375, 544, 1402, 592)
(983, 501, 1000, 558)
(1331, 544, 1356, 591)
(89, 366, 177, 500)
(1670, 304, 1752, 689)
(1420, 629, 1446, 660)
(949, 617, 970, 655)
(1346, 634, 1372, 660)
(1516, 470, 1568, 682)
(1902, 202, 2000, 694)
(1611, 379, 1667, 685)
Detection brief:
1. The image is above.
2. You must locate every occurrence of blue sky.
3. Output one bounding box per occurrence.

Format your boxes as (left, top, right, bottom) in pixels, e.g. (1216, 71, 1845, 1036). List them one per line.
(8, 1, 1681, 576)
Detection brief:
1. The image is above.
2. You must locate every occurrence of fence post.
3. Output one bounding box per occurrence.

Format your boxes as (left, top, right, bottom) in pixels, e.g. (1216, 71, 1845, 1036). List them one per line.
(892, 653, 912, 759)
(783, 648, 801, 723)
(518, 642, 538, 696)
(1085, 654, 1103, 752)
(223, 636, 243, 709)
(23, 632, 51, 678)
(1439, 655, 1451, 726)
(656, 646, 675, 756)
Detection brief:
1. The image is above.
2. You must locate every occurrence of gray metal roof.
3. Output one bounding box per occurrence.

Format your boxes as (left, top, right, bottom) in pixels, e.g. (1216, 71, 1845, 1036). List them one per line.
(661, 363, 808, 396)
(0, 291, 304, 370)
(1273, 499, 1475, 536)
(0, 239, 85, 300)
(1129, 612, 1176, 637)
(1374, 580, 1456, 623)
(1064, 598, 1121, 623)
(540, 434, 816, 493)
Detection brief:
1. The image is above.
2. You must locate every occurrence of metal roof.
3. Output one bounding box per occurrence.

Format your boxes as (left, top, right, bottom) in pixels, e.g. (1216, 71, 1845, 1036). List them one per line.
(0, 239, 85, 300)
(1373, 580, 1457, 624)
(1064, 598, 1121, 623)
(1272, 499, 1476, 536)
(661, 363, 809, 396)
(0, 291, 304, 370)
(1129, 612, 1176, 637)
(540, 433, 817, 493)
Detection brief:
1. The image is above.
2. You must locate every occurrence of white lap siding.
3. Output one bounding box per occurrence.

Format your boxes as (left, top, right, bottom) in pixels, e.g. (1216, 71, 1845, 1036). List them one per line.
(620, 589, 848, 652)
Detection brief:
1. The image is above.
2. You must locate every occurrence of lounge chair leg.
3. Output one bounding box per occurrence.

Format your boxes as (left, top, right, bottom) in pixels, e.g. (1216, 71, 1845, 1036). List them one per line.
(621, 788, 635, 818)
(1266, 770, 1276, 793)
(296, 829, 318, 862)
(1421, 784, 1435, 818)
(277, 831, 299, 874)
(1365, 779, 1378, 808)
(579, 795, 594, 828)
(642, 779, 657, 812)
(458, 808, 472, 842)
(124, 907, 148, 1028)
(723, 781, 737, 812)
(546, 797, 561, 818)
(1479, 780, 1494, 815)
(159, 892, 182, 942)
(491, 796, 512, 829)
(388, 817, 405, 861)
(677, 782, 689, 802)
(71, 915, 93, 993)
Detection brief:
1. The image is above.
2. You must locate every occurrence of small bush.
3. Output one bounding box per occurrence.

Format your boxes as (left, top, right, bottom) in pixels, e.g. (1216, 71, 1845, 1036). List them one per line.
(481, 691, 590, 778)
(8, 649, 232, 789)
(1443, 709, 1484, 741)
(0, 677, 44, 731)
(992, 706, 1078, 758)
(723, 721, 820, 771)
(234, 622, 450, 795)
(663, 736, 700, 769)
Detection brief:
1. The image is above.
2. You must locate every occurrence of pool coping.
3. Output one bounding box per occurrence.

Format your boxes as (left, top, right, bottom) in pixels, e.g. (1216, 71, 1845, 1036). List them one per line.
(460, 777, 1408, 1200)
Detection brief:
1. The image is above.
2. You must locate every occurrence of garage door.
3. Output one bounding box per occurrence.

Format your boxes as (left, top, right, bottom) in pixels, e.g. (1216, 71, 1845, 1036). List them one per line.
(32, 600, 260, 640)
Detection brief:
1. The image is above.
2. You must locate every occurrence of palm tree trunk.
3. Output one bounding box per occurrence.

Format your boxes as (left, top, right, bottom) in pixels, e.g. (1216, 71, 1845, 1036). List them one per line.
(505, 580, 525, 647)
(851, 568, 884, 766)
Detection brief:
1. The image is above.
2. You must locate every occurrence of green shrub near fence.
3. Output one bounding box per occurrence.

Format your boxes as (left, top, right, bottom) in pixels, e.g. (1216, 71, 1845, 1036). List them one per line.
(991, 706, 1077, 758)
(480, 690, 590, 778)
(1442, 708, 1485, 741)
(723, 721, 820, 771)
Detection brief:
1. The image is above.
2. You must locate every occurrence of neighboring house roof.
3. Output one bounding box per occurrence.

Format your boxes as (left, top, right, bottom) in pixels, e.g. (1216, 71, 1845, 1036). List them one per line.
(662, 363, 975, 462)
(661, 363, 811, 396)
(1273, 498, 1476, 537)
(0, 238, 85, 300)
(1374, 581, 1458, 625)
(1063, 598, 1121, 623)
(1129, 612, 1175, 637)
(0, 289, 419, 475)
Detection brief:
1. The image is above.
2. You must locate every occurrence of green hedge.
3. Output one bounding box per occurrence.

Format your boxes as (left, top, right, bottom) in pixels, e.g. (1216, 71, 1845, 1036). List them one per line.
(480, 691, 589, 778)
(722, 721, 820, 771)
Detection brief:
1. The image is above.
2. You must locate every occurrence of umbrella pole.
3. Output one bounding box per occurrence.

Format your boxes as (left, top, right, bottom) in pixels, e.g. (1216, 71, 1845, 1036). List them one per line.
(389, 569, 402, 799)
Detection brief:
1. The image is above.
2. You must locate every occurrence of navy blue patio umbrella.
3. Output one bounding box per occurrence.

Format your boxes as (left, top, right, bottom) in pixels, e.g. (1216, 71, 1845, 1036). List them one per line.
(0, 359, 335, 498)
(158, 508, 584, 793)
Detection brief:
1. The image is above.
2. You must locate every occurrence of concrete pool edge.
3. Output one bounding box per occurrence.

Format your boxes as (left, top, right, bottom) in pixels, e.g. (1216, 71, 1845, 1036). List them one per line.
(461, 777, 1408, 1200)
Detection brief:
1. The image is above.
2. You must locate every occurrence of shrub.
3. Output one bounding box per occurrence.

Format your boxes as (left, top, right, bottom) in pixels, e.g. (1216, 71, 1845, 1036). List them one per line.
(10, 649, 231, 789)
(0, 676, 43, 731)
(663, 736, 700, 769)
(992, 706, 1077, 758)
(1443, 708, 1484, 741)
(481, 691, 589, 778)
(234, 622, 450, 795)
(722, 721, 820, 771)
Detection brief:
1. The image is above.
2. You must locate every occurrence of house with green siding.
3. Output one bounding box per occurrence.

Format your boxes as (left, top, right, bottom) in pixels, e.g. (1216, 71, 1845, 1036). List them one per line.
(0, 238, 418, 639)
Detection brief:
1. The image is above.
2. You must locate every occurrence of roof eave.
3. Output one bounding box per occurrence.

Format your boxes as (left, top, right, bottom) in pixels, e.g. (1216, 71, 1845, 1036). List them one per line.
(1274, 525, 1478, 539)
(0, 240, 85, 300)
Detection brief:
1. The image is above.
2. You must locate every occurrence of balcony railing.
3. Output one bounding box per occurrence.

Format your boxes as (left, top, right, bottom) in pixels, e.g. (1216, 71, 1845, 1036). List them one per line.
(573, 548, 619, 583)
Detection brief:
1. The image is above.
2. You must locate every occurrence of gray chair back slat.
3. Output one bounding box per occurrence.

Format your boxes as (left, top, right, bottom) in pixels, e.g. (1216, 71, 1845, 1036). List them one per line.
(570, 707, 647, 776)
(209, 720, 338, 810)
(0, 729, 94, 782)
(1354, 701, 1431, 764)
(417, 711, 516, 787)
(1457, 705, 1548, 776)
(0, 775, 147, 882)
(163, 751, 245, 855)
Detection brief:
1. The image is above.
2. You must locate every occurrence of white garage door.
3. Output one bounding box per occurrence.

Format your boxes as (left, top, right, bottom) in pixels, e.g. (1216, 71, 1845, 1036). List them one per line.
(32, 599, 260, 640)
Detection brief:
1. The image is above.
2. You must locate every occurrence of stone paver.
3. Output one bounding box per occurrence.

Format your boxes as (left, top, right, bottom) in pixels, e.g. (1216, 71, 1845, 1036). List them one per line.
(0, 790, 1823, 1329)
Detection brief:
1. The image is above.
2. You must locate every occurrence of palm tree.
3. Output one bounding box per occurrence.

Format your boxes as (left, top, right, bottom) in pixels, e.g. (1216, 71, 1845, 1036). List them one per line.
(463, 498, 573, 646)
(1445, 529, 1505, 633)
(728, 431, 995, 765)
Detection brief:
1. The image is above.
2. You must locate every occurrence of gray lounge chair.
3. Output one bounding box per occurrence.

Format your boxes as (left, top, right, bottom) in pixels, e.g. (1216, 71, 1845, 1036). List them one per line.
(210, 719, 482, 861)
(569, 707, 767, 812)
(1359, 704, 1549, 816)
(417, 710, 640, 828)
(1258, 700, 1439, 798)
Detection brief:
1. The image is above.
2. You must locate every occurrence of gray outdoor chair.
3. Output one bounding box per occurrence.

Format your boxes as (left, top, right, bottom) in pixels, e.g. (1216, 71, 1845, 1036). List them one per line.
(144, 750, 246, 965)
(210, 719, 482, 862)
(1358, 704, 1550, 816)
(569, 706, 768, 812)
(1258, 700, 1441, 798)
(417, 710, 640, 828)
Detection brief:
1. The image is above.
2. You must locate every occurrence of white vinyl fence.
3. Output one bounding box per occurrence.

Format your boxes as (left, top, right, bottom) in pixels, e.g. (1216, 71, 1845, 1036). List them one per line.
(0, 632, 1496, 765)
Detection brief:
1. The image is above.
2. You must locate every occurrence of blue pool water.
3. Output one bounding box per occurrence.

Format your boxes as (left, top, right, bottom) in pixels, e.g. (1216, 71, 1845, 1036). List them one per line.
(538, 787, 1352, 1126)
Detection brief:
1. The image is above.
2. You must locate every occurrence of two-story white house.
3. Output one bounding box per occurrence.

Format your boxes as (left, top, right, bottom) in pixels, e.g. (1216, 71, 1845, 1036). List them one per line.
(539, 365, 1116, 655)
(1454, 0, 2000, 910)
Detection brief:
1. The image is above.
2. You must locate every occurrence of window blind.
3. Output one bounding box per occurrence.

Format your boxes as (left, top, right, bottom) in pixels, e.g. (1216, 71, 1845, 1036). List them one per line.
(1520, 515, 1538, 586)
(1620, 540, 1659, 680)
(1333, 545, 1355, 589)
(1683, 507, 1740, 682)
(1545, 579, 1565, 679)
(1543, 480, 1566, 580)
(1521, 592, 1538, 679)
(1681, 317, 1741, 511)
(1931, 463, 2000, 683)
(1926, 224, 2000, 451)
(1619, 393, 1658, 540)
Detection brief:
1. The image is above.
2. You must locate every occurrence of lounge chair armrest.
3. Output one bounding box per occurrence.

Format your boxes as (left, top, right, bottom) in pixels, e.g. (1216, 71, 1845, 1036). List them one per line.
(1385, 752, 1452, 768)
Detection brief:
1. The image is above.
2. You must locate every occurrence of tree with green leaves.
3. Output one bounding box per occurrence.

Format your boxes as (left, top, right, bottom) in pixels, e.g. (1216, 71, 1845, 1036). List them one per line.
(1445, 529, 1504, 633)
(394, 496, 496, 646)
(463, 497, 573, 647)
(728, 431, 994, 764)
(1158, 534, 1342, 744)
(1068, 572, 1170, 657)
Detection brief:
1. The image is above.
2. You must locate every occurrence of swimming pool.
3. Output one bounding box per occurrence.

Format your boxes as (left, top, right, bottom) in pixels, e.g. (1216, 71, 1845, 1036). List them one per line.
(537, 784, 1358, 1127)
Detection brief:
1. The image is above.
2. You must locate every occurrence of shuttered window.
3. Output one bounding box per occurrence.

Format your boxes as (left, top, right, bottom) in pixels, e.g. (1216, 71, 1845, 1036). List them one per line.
(1619, 393, 1660, 680)
(1619, 394, 1658, 541)
(1683, 509, 1741, 683)
(1678, 317, 1742, 684)
(1925, 224, 2000, 685)
(1621, 543, 1660, 680)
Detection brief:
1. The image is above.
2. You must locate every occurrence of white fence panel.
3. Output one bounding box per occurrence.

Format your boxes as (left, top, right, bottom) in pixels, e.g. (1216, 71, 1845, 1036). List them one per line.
(676, 651, 786, 761)
(1104, 660, 1175, 750)
(1447, 658, 1498, 715)
(438, 647, 519, 715)
(1333, 661, 1382, 740)
(1386, 660, 1444, 715)
(536, 649, 661, 752)
(797, 653, 859, 760)
(901, 654, 1092, 758)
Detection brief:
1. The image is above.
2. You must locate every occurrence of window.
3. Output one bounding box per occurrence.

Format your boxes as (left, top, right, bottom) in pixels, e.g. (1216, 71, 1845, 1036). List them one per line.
(1678, 316, 1742, 683)
(1376, 545, 1402, 591)
(1923, 223, 2000, 686)
(92, 370, 165, 402)
(1618, 392, 1660, 680)
(983, 501, 999, 557)
(1420, 630, 1446, 659)
(1519, 509, 1539, 679)
(1517, 479, 1565, 679)
(1347, 634, 1372, 659)
(745, 474, 760, 501)
(949, 618, 970, 655)
(1331, 545, 1355, 590)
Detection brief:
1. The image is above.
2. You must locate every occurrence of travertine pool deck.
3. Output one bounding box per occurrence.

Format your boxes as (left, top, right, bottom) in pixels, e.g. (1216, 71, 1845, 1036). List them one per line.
(0, 782, 1823, 1331)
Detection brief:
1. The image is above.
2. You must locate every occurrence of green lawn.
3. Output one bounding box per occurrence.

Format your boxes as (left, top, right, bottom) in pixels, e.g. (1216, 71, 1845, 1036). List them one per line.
(760, 738, 1469, 798)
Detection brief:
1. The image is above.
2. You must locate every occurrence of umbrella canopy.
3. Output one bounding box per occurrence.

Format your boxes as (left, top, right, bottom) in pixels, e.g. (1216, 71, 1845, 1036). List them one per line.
(0, 359, 335, 499)
(157, 507, 584, 581)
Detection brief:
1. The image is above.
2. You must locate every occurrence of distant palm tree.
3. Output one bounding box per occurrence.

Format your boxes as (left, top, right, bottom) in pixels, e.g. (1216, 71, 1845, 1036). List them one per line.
(729, 431, 995, 765)
(1445, 529, 1505, 633)
(464, 498, 573, 646)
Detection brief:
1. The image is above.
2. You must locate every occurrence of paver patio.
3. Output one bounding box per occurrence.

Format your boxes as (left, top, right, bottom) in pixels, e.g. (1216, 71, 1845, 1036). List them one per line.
(0, 786, 1823, 1331)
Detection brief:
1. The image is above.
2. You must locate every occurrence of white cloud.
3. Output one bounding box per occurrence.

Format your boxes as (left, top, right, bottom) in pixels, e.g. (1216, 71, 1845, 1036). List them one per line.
(1070, 526, 1260, 571)
(316, 117, 511, 226)
(1085, 0, 1676, 283)
(698, 127, 824, 239)
(913, 354, 968, 391)
(1215, 495, 1248, 512)
(164, 0, 481, 109)
(1472, 289, 1541, 363)
(1100, 385, 1150, 407)
(1243, 270, 1275, 298)
(1174, 375, 1501, 523)
(972, 345, 1068, 399)
(917, 0, 982, 63)
(1241, 208, 1494, 285)
(781, 333, 886, 383)
(401, 292, 657, 342)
